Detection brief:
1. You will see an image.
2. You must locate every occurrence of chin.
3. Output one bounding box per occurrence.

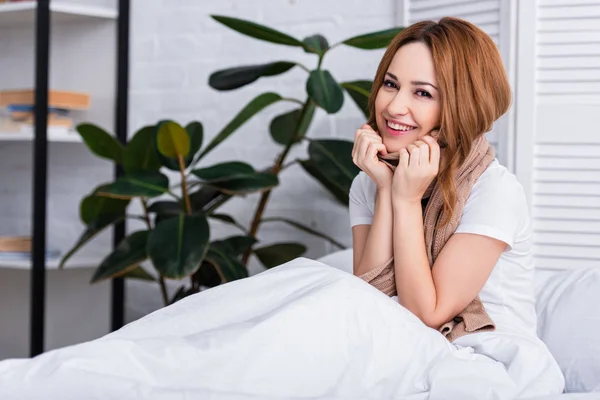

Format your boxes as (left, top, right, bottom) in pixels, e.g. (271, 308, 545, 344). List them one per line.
(382, 133, 421, 153)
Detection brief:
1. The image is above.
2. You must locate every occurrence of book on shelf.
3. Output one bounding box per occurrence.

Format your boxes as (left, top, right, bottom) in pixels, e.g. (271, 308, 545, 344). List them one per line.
(0, 89, 90, 110)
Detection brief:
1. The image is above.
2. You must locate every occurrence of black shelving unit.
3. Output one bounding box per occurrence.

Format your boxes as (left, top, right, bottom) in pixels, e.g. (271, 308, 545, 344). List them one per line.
(29, 0, 130, 357)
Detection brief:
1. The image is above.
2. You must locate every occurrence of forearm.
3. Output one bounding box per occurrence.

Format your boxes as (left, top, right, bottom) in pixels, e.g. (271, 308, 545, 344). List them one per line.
(392, 200, 437, 323)
(354, 187, 394, 276)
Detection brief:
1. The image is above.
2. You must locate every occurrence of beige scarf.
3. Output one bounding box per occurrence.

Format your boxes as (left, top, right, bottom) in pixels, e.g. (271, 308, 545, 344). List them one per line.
(358, 135, 496, 342)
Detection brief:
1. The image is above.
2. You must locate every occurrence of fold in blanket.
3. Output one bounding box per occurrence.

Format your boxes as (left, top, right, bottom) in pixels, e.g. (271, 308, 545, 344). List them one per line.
(358, 135, 496, 342)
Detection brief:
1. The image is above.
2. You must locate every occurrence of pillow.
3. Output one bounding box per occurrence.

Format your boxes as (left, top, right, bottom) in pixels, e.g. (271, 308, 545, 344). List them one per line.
(535, 267, 600, 393)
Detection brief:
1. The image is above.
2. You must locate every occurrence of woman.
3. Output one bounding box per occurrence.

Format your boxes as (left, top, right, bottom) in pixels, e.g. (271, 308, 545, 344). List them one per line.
(350, 15, 564, 394)
(0, 18, 564, 400)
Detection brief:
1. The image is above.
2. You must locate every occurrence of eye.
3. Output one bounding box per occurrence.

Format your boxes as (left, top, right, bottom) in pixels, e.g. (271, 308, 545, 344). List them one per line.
(416, 89, 432, 98)
(383, 79, 399, 89)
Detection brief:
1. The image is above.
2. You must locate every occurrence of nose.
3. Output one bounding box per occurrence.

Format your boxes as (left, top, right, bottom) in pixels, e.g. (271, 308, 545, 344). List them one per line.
(386, 89, 410, 116)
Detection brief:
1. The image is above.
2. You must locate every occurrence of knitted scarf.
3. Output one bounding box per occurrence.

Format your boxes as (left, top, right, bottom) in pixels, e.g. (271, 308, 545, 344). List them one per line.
(358, 135, 496, 342)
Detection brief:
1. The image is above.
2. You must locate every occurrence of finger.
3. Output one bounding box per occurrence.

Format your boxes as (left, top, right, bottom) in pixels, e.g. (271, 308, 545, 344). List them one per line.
(406, 144, 420, 167)
(415, 140, 430, 166)
(399, 148, 410, 169)
(424, 135, 440, 166)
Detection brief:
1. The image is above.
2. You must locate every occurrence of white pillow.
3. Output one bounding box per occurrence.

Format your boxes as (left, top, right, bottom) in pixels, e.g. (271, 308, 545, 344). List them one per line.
(535, 267, 600, 393)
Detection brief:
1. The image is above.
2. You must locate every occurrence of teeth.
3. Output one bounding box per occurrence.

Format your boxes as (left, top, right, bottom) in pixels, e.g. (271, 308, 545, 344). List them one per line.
(387, 120, 415, 131)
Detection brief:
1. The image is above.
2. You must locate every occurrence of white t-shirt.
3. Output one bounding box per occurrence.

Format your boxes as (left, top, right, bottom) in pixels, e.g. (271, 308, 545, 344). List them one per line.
(349, 159, 538, 338)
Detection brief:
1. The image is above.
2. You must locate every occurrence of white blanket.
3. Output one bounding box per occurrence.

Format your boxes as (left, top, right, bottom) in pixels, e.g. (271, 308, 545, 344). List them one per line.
(0, 258, 563, 399)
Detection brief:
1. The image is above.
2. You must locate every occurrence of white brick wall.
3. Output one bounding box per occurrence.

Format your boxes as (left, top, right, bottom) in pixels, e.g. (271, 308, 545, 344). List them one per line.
(125, 0, 395, 320)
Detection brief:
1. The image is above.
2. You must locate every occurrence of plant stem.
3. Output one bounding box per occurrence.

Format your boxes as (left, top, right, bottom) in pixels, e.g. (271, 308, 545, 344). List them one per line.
(178, 155, 192, 215)
(241, 100, 314, 266)
(282, 97, 304, 106)
(141, 198, 169, 307)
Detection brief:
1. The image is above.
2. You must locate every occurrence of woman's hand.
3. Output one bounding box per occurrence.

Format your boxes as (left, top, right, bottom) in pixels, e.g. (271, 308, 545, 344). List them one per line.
(352, 124, 393, 190)
(392, 135, 440, 204)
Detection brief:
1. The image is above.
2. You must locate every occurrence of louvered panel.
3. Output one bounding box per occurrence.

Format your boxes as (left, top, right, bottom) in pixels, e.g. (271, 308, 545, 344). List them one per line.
(538, 69, 600, 82)
(533, 194, 600, 209)
(539, 18, 600, 32)
(534, 206, 600, 220)
(534, 244, 600, 259)
(538, 31, 600, 45)
(535, 157, 600, 171)
(535, 231, 600, 247)
(535, 182, 600, 196)
(538, 56, 600, 70)
(540, 0, 600, 6)
(535, 256, 600, 270)
(538, 43, 600, 58)
(538, 4, 600, 19)
(535, 143, 600, 157)
(534, 219, 600, 234)
(536, 170, 600, 183)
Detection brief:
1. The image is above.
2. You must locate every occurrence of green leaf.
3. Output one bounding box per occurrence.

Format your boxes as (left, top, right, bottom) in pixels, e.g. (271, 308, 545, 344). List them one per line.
(341, 80, 373, 119)
(211, 235, 257, 256)
(254, 242, 307, 269)
(76, 123, 124, 164)
(269, 105, 315, 146)
(123, 126, 162, 173)
(148, 200, 183, 224)
(195, 92, 283, 162)
(123, 266, 156, 282)
(203, 247, 248, 282)
(192, 162, 278, 195)
(299, 159, 349, 206)
(189, 186, 230, 213)
(80, 187, 129, 226)
(157, 121, 190, 159)
(302, 34, 329, 55)
(306, 70, 344, 114)
(211, 15, 304, 47)
(59, 213, 125, 268)
(185, 121, 204, 162)
(97, 171, 169, 199)
(303, 139, 360, 205)
(209, 62, 296, 91)
(148, 214, 210, 279)
(261, 217, 346, 249)
(91, 231, 149, 283)
(342, 27, 404, 49)
(208, 213, 246, 232)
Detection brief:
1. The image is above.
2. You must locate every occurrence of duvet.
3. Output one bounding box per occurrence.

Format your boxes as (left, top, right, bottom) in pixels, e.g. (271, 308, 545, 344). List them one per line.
(0, 258, 563, 399)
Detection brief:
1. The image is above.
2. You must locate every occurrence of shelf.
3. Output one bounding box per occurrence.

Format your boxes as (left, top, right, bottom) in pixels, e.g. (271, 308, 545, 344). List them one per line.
(0, 129, 81, 142)
(0, 1, 117, 27)
(0, 256, 99, 270)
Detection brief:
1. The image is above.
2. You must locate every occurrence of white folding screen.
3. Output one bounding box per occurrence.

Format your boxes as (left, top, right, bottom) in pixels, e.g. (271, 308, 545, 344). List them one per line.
(523, 0, 600, 271)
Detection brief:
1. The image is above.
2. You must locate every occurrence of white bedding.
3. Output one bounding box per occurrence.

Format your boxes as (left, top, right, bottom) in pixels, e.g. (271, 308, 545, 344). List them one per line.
(0, 256, 567, 399)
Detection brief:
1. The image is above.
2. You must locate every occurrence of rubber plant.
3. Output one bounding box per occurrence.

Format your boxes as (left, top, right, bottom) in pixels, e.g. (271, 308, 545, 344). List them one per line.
(205, 15, 403, 266)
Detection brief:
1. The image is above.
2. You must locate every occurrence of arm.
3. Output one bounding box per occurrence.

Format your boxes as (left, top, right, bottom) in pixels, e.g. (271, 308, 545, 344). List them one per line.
(352, 186, 393, 275)
(391, 199, 505, 328)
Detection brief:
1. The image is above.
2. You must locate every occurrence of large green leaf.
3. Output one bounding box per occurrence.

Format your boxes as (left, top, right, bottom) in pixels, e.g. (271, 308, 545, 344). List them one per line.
(189, 186, 230, 213)
(123, 125, 162, 173)
(299, 159, 349, 206)
(211, 235, 257, 256)
(148, 200, 183, 224)
(147, 214, 210, 279)
(341, 80, 373, 119)
(192, 162, 278, 195)
(261, 217, 346, 249)
(80, 186, 129, 226)
(97, 171, 169, 199)
(306, 70, 344, 114)
(208, 213, 246, 232)
(209, 62, 296, 91)
(304, 139, 360, 205)
(77, 123, 124, 164)
(195, 92, 283, 162)
(254, 242, 307, 269)
(157, 121, 190, 159)
(203, 247, 248, 283)
(91, 231, 149, 283)
(342, 27, 404, 49)
(211, 15, 304, 47)
(270, 100, 316, 146)
(59, 213, 125, 268)
(154, 120, 203, 171)
(302, 34, 329, 55)
(122, 266, 156, 282)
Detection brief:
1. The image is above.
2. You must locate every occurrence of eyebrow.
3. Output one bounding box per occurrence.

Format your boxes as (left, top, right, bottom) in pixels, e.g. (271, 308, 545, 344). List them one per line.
(385, 72, 438, 91)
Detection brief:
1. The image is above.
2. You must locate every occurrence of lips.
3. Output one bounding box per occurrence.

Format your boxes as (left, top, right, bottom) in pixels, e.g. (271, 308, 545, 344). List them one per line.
(385, 119, 417, 136)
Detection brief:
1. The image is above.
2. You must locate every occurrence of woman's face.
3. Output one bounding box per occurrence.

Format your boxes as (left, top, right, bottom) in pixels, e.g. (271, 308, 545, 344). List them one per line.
(374, 42, 441, 153)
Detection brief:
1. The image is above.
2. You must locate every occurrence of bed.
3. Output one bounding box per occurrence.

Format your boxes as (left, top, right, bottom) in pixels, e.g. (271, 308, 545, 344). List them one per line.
(317, 249, 600, 399)
(0, 249, 597, 399)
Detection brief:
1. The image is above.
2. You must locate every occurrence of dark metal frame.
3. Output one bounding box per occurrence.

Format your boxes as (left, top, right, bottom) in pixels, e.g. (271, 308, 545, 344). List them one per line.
(30, 0, 130, 357)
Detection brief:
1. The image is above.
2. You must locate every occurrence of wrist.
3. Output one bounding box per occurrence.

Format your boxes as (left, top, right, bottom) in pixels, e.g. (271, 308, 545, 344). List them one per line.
(392, 197, 422, 210)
